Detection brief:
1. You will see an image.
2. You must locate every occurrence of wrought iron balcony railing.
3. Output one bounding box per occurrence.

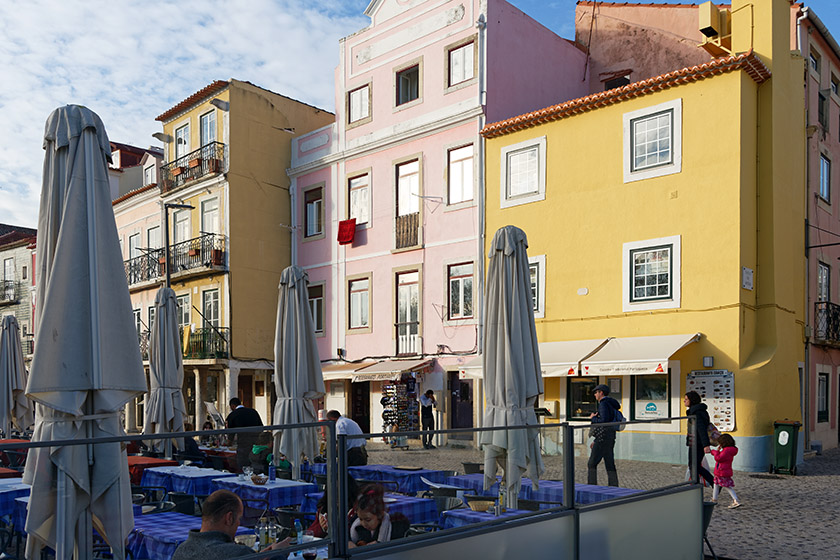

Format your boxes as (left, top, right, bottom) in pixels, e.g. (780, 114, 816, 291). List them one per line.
(814, 301, 840, 345)
(160, 142, 227, 194)
(138, 330, 150, 361)
(0, 280, 17, 304)
(395, 212, 420, 249)
(123, 233, 226, 286)
(396, 321, 420, 356)
(184, 326, 230, 359)
(21, 337, 34, 356)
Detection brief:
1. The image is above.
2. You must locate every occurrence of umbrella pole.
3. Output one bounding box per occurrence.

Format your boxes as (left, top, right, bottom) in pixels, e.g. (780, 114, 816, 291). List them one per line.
(57, 469, 68, 559)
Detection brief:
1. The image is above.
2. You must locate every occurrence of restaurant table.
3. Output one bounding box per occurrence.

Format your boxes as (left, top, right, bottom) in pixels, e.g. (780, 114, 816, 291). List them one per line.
(127, 511, 250, 560)
(439, 508, 532, 530)
(0, 468, 22, 479)
(300, 491, 438, 524)
(13, 497, 142, 537)
(446, 475, 642, 505)
(128, 456, 179, 485)
(140, 465, 237, 495)
(0, 439, 30, 468)
(199, 445, 238, 471)
(212, 477, 318, 509)
(0, 480, 29, 520)
(310, 463, 448, 494)
(445, 474, 533, 499)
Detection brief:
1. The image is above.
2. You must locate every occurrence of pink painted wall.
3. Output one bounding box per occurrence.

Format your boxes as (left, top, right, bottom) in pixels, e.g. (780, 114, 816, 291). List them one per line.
(485, 0, 589, 122)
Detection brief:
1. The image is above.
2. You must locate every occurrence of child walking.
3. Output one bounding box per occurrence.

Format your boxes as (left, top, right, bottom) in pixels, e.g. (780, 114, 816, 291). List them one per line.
(710, 433, 741, 509)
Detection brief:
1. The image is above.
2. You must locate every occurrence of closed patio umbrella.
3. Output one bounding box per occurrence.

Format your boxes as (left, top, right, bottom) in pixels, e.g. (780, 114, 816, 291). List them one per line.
(479, 226, 544, 509)
(23, 105, 147, 559)
(143, 285, 186, 455)
(0, 315, 33, 437)
(273, 265, 325, 479)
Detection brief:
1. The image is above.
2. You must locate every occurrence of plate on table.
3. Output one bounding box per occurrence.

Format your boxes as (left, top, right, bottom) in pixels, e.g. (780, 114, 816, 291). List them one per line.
(383, 497, 397, 503)
(393, 465, 422, 471)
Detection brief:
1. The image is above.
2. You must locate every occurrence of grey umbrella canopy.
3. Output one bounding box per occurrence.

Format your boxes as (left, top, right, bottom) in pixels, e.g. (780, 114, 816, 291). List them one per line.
(273, 265, 325, 479)
(143, 286, 186, 453)
(479, 226, 544, 508)
(0, 315, 33, 437)
(23, 105, 147, 559)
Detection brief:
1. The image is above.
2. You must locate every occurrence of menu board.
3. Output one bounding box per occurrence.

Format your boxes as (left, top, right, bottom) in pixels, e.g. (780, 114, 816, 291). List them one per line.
(686, 370, 734, 431)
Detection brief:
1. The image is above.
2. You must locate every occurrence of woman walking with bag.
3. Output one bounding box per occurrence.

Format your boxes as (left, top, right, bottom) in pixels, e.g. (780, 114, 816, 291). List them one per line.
(684, 390, 714, 486)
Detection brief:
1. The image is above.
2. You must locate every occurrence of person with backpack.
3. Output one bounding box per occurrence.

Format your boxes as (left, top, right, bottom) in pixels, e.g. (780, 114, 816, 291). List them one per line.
(588, 384, 622, 487)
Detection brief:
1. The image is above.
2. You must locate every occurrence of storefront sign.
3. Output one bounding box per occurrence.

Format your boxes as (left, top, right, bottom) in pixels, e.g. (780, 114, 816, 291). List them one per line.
(352, 371, 402, 382)
(687, 370, 734, 431)
(584, 361, 667, 376)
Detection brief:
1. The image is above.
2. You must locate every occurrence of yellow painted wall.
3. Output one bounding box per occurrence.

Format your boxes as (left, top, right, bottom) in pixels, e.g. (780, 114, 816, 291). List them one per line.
(484, 0, 805, 464)
(164, 90, 230, 162)
(226, 80, 334, 359)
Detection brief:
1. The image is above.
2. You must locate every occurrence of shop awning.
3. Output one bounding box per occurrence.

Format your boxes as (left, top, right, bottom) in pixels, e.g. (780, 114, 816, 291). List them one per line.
(580, 333, 701, 376)
(459, 356, 482, 379)
(320, 361, 376, 381)
(352, 359, 432, 382)
(541, 339, 610, 377)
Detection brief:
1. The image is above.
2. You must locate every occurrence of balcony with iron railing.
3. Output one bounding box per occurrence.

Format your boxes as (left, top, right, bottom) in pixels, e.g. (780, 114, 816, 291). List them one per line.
(396, 321, 420, 356)
(395, 212, 420, 250)
(137, 326, 229, 361)
(0, 280, 18, 305)
(22, 336, 34, 356)
(814, 301, 840, 346)
(123, 233, 226, 287)
(159, 142, 227, 194)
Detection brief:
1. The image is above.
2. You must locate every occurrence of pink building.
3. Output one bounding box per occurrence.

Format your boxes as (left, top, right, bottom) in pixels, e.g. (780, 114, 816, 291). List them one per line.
(289, 0, 588, 439)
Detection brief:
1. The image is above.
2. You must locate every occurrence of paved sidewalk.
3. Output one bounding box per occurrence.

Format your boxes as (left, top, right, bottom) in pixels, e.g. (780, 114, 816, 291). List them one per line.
(367, 440, 840, 559)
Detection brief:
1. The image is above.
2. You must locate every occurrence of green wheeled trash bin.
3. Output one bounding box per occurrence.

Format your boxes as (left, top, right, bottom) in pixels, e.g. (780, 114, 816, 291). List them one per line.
(770, 420, 801, 475)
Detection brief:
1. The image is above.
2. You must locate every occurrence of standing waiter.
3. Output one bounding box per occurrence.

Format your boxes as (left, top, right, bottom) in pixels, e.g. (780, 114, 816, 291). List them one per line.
(226, 397, 263, 470)
(420, 390, 436, 449)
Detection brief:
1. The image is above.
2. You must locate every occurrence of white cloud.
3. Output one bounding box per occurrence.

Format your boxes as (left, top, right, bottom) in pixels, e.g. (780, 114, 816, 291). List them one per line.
(0, 0, 369, 227)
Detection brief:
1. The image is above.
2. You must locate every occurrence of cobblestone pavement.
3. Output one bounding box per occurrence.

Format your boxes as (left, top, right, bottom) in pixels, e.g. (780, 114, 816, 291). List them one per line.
(366, 439, 840, 559)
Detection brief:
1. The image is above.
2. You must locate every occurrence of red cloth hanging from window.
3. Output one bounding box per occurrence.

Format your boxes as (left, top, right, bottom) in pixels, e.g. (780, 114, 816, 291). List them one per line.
(338, 218, 356, 245)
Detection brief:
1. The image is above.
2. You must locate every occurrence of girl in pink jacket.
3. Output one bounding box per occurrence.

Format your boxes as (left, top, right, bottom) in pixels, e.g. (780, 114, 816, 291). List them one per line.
(711, 433, 741, 508)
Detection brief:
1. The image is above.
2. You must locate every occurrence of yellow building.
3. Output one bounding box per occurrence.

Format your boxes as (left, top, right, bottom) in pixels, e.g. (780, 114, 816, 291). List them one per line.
(481, 0, 805, 471)
(118, 79, 333, 428)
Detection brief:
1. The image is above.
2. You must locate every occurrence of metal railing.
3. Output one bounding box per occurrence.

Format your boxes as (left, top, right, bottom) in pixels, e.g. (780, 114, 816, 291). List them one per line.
(160, 141, 226, 194)
(183, 326, 230, 359)
(815, 301, 840, 344)
(123, 233, 226, 286)
(0, 280, 17, 303)
(396, 320, 420, 355)
(22, 336, 34, 356)
(138, 330, 150, 361)
(395, 212, 419, 249)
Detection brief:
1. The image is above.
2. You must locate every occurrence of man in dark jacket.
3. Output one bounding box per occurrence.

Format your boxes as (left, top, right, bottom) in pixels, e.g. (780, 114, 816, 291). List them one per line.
(588, 384, 621, 487)
(225, 397, 263, 470)
(684, 390, 715, 486)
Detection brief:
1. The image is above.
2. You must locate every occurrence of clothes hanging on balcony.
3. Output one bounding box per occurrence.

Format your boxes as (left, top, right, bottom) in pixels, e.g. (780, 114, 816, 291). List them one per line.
(338, 218, 356, 245)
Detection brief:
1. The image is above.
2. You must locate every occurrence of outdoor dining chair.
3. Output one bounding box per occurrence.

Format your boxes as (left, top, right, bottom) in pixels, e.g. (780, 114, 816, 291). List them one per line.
(240, 498, 270, 528)
(703, 501, 719, 560)
(142, 500, 176, 514)
(517, 499, 564, 511)
(313, 473, 327, 491)
(3, 451, 27, 470)
(174, 452, 207, 467)
(462, 462, 483, 474)
(167, 491, 199, 515)
(356, 479, 399, 493)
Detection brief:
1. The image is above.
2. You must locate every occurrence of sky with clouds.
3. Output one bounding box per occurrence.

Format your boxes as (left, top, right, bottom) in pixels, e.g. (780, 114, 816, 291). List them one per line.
(0, 0, 837, 229)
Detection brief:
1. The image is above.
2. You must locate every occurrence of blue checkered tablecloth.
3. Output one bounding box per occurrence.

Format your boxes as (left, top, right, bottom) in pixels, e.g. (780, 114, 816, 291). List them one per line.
(141, 465, 237, 495)
(0, 481, 29, 521)
(445, 474, 533, 499)
(127, 511, 250, 560)
(12, 497, 142, 535)
(212, 477, 318, 509)
(439, 508, 532, 529)
(308, 464, 447, 494)
(528, 481, 641, 504)
(301, 491, 438, 525)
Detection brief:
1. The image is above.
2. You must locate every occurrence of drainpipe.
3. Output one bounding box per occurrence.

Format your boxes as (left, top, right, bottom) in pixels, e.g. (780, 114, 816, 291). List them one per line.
(797, 7, 811, 451)
(476, 11, 487, 428)
(289, 174, 298, 266)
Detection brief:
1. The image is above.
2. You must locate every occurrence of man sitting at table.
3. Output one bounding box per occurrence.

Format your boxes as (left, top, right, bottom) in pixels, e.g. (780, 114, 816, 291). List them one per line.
(172, 489, 288, 559)
(326, 410, 368, 466)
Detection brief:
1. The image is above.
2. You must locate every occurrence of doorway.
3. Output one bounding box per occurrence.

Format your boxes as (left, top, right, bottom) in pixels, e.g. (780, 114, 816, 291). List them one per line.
(351, 381, 371, 434)
(449, 372, 474, 438)
(238, 373, 254, 409)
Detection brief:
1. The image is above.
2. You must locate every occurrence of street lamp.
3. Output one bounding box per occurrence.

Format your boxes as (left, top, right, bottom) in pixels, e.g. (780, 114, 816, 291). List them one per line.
(163, 202, 195, 287)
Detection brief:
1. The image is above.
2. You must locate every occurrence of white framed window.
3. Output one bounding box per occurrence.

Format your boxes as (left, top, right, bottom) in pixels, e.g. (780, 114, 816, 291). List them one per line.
(397, 65, 420, 106)
(132, 308, 142, 337)
(173, 209, 191, 243)
(308, 284, 324, 334)
(820, 155, 831, 202)
(831, 75, 839, 97)
(623, 98, 682, 183)
(447, 144, 474, 205)
(448, 40, 475, 87)
(148, 306, 156, 332)
(175, 294, 191, 329)
(348, 174, 370, 226)
(348, 85, 371, 125)
(396, 270, 420, 355)
(500, 136, 546, 209)
(348, 278, 370, 330)
(128, 233, 141, 259)
(147, 226, 161, 250)
(528, 254, 546, 319)
(175, 123, 190, 162)
(201, 197, 219, 234)
(817, 371, 829, 423)
(810, 50, 821, 75)
(818, 262, 830, 301)
(202, 288, 219, 328)
(448, 263, 474, 319)
(304, 187, 323, 238)
(397, 160, 420, 216)
(144, 165, 155, 186)
(623, 235, 681, 312)
(200, 111, 216, 148)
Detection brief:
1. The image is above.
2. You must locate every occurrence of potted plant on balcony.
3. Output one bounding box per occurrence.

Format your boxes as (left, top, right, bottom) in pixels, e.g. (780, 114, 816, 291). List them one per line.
(188, 157, 202, 169)
(211, 249, 223, 266)
(206, 159, 220, 173)
(188, 247, 199, 257)
(171, 166, 185, 177)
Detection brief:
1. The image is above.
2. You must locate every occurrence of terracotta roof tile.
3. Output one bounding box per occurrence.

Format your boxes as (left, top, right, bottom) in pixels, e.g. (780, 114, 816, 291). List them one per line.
(481, 50, 769, 138)
(155, 80, 229, 122)
(112, 183, 158, 205)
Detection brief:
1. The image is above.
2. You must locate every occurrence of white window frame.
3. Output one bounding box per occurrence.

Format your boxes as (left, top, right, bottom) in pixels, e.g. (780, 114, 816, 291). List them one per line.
(623, 98, 682, 183)
(303, 186, 324, 239)
(447, 39, 476, 89)
(202, 288, 220, 328)
(817, 370, 829, 423)
(175, 122, 190, 162)
(396, 159, 421, 216)
(818, 262, 830, 301)
(447, 144, 474, 206)
(144, 165, 155, 186)
(820, 154, 831, 202)
(128, 233, 141, 259)
(623, 235, 681, 312)
(175, 293, 191, 329)
(308, 282, 325, 336)
(148, 305, 156, 333)
(347, 84, 372, 126)
(200, 110, 216, 148)
(447, 262, 474, 320)
(529, 254, 546, 319)
(201, 197, 220, 235)
(348, 276, 371, 332)
(147, 226, 161, 250)
(348, 173, 371, 227)
(173, 209, 191, 244)
(500, 136, 547, 209)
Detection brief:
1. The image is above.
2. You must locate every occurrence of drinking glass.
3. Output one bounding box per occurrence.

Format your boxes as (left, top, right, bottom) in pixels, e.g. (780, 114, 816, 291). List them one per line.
(301, 530, 317, 560)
